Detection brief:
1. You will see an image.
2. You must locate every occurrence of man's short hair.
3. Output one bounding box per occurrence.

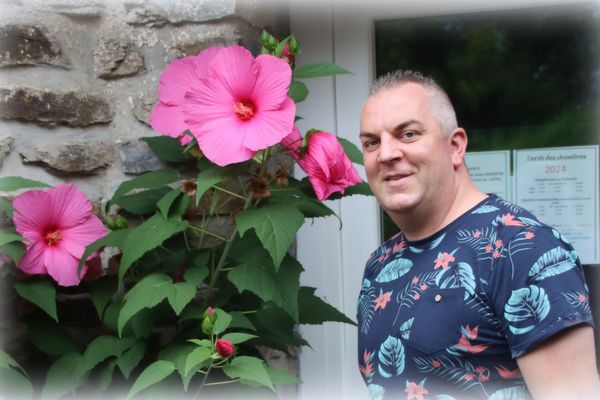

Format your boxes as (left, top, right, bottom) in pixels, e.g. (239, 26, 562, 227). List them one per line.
(370, 70, 458, 137)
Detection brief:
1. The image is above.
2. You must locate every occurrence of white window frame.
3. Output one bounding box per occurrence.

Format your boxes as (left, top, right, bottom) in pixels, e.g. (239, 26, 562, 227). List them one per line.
(289, 1, 580, 399)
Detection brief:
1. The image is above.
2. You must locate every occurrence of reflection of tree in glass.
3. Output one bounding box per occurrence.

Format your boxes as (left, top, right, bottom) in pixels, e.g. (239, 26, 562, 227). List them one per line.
(375, 3, 600, 151)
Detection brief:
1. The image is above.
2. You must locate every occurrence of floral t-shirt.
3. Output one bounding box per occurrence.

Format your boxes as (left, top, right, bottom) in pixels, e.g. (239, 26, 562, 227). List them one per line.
(357, 195, 593, 400)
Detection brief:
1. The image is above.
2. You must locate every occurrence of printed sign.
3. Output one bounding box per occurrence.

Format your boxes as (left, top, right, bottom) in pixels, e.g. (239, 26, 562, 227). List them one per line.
(514, 145, 599, 265)
(466, 150, 511, 200)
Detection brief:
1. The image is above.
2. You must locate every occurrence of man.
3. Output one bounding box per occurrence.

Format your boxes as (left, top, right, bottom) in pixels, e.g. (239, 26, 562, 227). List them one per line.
(357, 70, 599, 399)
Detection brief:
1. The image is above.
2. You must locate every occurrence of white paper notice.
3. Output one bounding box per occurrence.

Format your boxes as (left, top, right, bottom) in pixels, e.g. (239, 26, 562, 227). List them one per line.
(514, 145, 599, 265)
(466, 151, 511, 200)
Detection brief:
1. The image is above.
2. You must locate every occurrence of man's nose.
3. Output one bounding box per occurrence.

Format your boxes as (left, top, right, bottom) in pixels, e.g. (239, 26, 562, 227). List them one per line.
(377, 134, 402, 163)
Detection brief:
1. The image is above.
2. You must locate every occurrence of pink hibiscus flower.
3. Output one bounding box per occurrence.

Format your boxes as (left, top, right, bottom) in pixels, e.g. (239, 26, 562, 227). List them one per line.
(281, 125, 303, 159)
(182, 46, 296, 166)
(12, 184, 107, 287)
(297, 131, 362, 201)
(150, 47, 222, 145)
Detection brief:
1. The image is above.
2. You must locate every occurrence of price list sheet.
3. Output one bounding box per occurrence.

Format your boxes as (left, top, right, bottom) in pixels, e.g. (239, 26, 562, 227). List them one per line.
(514, 145, 599, 265)
(466, 150, 511, 200)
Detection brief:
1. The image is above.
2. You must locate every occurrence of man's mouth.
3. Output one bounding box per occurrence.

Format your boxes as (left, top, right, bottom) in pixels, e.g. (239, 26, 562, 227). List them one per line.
(383, 173, 410, 181)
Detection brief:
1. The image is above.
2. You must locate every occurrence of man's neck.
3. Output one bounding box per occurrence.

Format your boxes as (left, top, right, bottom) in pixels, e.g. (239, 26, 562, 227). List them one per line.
(392, 178, 487, 242)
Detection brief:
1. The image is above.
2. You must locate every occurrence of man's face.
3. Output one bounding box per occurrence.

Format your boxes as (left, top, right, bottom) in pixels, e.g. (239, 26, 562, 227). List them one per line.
(359, 83, 456, 221)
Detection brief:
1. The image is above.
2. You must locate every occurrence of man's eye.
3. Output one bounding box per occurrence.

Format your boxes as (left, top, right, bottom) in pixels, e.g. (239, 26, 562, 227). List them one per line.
(403, 131, 416, 139)
(363, 140, 379, 150)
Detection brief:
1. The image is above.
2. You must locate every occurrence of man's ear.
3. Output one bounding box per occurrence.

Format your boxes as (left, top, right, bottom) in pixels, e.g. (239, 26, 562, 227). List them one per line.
(448, 128, 468, 169)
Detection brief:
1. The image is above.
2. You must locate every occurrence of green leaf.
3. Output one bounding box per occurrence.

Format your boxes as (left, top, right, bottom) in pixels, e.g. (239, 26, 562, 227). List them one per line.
(82, 335, 136, 372)
(127, 360, 176, 399)
(320, 180, 373, 200)
(118, 341, 146, 379)
(90, 277, 118, 319)
(169, 192, 190, 220)
(0, 231, 23, 247)
(183, 265, 209, 287)
(97, 358, 118, 391)
(141, 136, 189, 162)
(114, 186, 172, 215)
(0, 367, 34, 399)
(298, 287, 355, 325)
(78, 228, 130, 275)
(118, 273, 172, 336)
(337, 137, 363, 165)
(119, 214, 188, 281)
(0, 241, 25, 264)
(266, 366, 301, 385)
(221, 332, 258, 345)
(14, 280, 57, 322)
(178, 304, 203, 323)
(293, 62, 351, 78)
(156, 188, 183, 219)
(235, 204, 304, 269)
(103, 301, 121, 334)
(187, 339, 211, 347)
(252, 305, 308, 349)
(41, 353, 85, 400)
(0, 176, 51, 192)
(228, 256, 302, 322)
(213, 308, 233, 335)
(229, 311, 256, 331)
(183, 346, 212, 377)
(195, 165, 229, 206)
(344, 181, 372, 196)
(167, 282, 196, 315)
(28, 320, 81, 357)
(288, 80, 308, 103)
(223, 356, 274, 391)
(274, 36, 291, 58)
(0, 348, 22, 370)
(158, 343, 196, 390)
(0, 198, 13, 218)
(129, 308, 160, 339)
(270, 186, 334, 218)
(109, 168, 181, 208)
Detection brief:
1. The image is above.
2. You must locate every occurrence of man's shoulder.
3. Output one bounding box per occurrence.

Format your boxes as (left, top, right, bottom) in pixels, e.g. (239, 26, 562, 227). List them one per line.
(466, 195, 548, 230)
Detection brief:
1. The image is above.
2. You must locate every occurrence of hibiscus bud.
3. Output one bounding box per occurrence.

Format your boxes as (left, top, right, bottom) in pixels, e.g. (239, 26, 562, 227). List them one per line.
(297, 131, 363, 201)
(215, 339, 234, 358)
(261, 30, 277, 50)
(202, 306, 217, 335)
(280, 43, 295, 67)
(260, 30, 270, 46)
(289, 36, 299, 53)
(202, 317, 214, 335)
(103, 214, 128, 230)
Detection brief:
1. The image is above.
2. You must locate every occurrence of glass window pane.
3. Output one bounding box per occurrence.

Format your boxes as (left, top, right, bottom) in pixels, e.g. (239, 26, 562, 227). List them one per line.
(374, 2, 600, 241)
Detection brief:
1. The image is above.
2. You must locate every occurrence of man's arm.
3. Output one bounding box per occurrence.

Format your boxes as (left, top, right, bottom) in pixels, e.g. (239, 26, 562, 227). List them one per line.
(517, 325, 600, 399)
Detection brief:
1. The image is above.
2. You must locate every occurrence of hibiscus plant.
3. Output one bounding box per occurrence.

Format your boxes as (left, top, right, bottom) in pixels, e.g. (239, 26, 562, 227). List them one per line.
(0, 31, 370, 398)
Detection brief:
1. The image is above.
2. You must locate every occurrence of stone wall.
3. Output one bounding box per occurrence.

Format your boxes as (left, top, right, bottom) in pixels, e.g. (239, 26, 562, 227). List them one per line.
(0, 0, 288, 201)
(0, 0, 298, 397)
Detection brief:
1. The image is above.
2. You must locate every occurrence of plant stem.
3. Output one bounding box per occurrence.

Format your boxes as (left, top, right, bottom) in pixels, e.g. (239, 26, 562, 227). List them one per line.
(204, 379, 240, 386)
(212, 185, 246, 200)
(188, 225, 228, 242)
(194, 363, 213, 398)
(201, 195, 253, 310)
